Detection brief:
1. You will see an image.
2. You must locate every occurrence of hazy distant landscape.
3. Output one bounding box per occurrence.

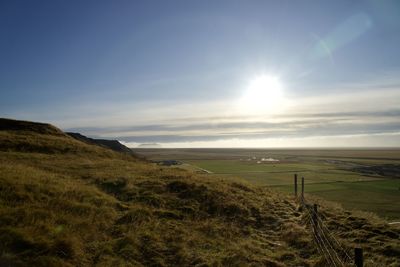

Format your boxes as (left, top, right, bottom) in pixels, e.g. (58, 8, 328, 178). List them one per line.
(136, 148, 400, 220)
(1, 118, 399, 266)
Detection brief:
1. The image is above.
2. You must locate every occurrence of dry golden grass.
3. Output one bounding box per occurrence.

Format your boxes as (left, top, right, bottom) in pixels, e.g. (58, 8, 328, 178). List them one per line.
(0, 119, 399, 266)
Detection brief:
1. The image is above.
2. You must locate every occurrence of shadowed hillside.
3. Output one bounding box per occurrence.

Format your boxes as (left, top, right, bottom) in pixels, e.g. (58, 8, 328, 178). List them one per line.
(66, 132, 134, 154)
(0, 118, 65, 135)
(0, 118, 399, 266)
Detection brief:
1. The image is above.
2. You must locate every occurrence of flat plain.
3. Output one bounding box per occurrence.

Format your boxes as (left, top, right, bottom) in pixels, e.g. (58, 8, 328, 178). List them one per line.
(135, 148, 400, 220)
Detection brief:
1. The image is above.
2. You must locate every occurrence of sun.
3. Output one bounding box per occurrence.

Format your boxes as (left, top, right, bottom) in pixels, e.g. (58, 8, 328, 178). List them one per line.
(239, 75, 285, 114)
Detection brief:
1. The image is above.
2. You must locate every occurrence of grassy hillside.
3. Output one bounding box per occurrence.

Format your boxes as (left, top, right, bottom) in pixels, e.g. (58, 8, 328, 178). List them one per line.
(0, 119, 399, 266)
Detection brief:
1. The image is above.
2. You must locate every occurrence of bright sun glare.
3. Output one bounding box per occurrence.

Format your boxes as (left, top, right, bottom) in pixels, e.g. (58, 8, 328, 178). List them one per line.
(240, 75, 286, 114)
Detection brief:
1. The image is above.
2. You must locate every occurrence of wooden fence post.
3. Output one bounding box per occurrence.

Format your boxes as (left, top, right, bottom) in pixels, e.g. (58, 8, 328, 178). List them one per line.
(301, 177, 304, 201)
(355, 247, 363, 267)
(294, 174, 298, 198)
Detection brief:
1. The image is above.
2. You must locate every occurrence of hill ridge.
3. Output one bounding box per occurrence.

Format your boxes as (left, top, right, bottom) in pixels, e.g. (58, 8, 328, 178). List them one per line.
(0, 118, 134, 155)
(66, 132, 133, 154)
(0, 117, 65, 136)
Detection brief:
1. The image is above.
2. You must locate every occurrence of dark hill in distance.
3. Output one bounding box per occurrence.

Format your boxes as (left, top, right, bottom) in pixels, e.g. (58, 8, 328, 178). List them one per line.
(67, 132, 133, 154)
(137, 143, 162, 148)
(0, 118, 399, 266)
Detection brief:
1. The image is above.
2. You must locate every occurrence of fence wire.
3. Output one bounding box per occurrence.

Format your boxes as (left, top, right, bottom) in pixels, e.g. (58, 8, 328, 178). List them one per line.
(300, 197, 355, 267)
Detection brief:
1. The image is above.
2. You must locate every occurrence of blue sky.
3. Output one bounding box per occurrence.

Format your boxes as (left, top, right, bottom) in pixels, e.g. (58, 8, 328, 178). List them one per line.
(1, 0, 400, 147)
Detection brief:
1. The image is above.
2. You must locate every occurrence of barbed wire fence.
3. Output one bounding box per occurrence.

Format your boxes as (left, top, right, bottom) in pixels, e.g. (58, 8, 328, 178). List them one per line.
(294, 174, 363, 267)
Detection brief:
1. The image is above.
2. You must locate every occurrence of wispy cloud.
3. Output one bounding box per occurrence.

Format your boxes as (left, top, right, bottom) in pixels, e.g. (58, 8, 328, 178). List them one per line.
(10, 73, 400, 148)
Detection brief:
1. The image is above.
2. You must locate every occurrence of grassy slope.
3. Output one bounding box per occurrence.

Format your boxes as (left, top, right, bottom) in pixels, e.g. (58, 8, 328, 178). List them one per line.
(0, 119, 399, 266)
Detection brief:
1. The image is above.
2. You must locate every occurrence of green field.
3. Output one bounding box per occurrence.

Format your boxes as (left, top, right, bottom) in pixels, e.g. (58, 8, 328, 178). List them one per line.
(184, 159, 377, 184)
(277, 180, 400, 219)
(136, 148, 400, 220)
